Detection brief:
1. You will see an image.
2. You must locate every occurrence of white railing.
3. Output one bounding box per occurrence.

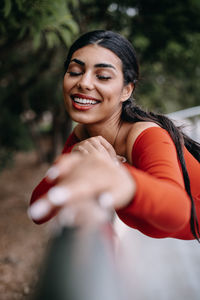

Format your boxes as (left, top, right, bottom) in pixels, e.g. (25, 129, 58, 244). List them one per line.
(167, 106, 200, 142)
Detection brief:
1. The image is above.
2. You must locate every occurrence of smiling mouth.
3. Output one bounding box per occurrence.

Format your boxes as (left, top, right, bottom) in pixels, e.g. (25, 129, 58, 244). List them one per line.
(71, 94, 101, 110)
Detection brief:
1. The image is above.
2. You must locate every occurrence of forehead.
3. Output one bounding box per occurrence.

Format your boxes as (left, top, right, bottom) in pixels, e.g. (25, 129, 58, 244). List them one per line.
(71, 44, 122, 69)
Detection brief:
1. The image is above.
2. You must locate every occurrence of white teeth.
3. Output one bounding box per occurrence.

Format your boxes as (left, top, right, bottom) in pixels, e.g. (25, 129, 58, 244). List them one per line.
(73, 97, 99, 105)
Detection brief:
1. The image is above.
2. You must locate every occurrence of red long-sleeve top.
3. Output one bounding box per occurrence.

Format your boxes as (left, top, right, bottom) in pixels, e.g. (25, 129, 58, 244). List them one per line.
(30, 127, 200, 239)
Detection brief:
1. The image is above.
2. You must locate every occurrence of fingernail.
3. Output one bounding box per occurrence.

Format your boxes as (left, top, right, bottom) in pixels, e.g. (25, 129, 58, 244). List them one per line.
(120, 157, 127, 163)
(98, 192, 114, 208)
(46, 166, 60, 181)
(47, 186, 70, 206)
(116, 155, 127, 164)
(28, 199, 51, 221)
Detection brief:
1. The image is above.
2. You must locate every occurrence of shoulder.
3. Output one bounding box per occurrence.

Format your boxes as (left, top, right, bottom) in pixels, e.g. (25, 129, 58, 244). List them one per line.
(126, 122, 160, 164)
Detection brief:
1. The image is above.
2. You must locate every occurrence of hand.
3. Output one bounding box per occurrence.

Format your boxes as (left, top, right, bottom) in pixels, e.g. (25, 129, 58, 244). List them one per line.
(28, 152, 136, 226)
(71, 135, 118, 162)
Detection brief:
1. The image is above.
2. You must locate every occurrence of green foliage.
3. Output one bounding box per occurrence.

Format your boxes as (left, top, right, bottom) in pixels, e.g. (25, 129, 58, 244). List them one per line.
(0, 0, 79, 164)
(1, 0, 79, 48)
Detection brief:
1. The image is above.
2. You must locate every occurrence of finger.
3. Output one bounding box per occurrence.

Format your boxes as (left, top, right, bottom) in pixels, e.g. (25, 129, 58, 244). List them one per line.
(81, 140, 100, 154)
(46, 178, 128, 212)
(78, 139, 111, 158)
(73, 145, 89, 155)
(116, 155, 127, 163)
(28, 198, 53, 221)
(88, 139, 111, 156)
(46, 167, 126, 209)
(29, 161, 135, 223)
(28, 186, 115, 223)
(28, 181, 110, 223)
(46, 153, 82, 181)
(46, 155, 122, 207)
(97, 136, 116, 157)
(84, 137, 114, 159)
(46, 179, 99, 207)
(28, 197, 59, 222)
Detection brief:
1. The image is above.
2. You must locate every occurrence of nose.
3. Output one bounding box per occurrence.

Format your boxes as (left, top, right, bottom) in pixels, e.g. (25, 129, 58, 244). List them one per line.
(77, 72, 94, 90)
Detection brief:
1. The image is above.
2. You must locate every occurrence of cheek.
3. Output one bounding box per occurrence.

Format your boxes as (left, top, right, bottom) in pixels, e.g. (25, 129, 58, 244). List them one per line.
(100, 84, 123, 101)
(63, 75, 74, 93)
(63, 77, 68, 93)
(98, 82, 117, 96)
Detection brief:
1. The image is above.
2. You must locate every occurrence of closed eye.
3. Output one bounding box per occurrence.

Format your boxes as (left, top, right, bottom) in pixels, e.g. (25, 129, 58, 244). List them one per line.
(97, 75, 112, 80)
(67, 71, 83, 76)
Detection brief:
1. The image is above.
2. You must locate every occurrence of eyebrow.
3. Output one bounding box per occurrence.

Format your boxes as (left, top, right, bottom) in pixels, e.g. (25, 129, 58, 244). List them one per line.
(70, 59, 116, 70)
(94, 63, 116, 70)
(70, 58, 84, 66)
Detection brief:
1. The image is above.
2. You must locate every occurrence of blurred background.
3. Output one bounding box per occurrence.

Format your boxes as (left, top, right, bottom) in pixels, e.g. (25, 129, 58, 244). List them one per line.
(0, 0, 200, 299)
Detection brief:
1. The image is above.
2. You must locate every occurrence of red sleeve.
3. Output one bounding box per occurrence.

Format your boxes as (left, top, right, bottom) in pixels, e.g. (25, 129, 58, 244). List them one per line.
(117, 127, 192, 239)
(61, 131, 80, 154)
(29, 131, 79, 223)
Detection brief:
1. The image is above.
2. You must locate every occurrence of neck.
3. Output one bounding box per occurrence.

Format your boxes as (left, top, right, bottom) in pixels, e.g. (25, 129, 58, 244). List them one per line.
(84, 115, 122, 147)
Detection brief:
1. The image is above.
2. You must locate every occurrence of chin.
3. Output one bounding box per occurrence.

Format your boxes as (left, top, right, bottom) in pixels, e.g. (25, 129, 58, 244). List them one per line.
(68, 113, 94, 124)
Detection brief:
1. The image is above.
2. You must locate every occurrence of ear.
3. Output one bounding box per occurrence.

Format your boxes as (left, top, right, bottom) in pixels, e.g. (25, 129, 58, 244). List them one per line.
(121, 83, 134, 102)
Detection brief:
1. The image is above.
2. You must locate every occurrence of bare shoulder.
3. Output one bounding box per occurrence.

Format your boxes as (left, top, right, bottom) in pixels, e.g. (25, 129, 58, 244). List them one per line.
(126, 122, 160, 164)
(127, 121, 160, 144)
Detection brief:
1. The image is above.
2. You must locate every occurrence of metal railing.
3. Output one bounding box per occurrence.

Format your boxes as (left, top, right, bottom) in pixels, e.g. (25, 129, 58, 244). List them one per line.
(33, 222, 130, 300)
(167, 105, 200, 142)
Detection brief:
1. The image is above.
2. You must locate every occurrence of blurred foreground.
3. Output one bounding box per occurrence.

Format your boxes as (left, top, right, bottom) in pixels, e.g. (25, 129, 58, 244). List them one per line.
(0, 151, 200, 300)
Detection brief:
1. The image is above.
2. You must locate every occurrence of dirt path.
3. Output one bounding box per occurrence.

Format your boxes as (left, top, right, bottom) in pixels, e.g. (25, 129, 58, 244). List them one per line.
(0, 152, 51, 300)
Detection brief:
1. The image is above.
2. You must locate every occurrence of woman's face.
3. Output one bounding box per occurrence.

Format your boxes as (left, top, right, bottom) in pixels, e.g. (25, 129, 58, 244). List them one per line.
(63, 44, 132, 125)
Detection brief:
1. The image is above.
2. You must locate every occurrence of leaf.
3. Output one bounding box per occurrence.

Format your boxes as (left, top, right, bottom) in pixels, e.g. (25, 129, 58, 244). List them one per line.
(58, 28, 72, 47)
(18, 25, 27, 39)
(32, 32, 42, 50)
(63, 18, 79, 35)
(3, 0, 12, 17)
(15, 0, 23, 11)
(46, 31, 60, 48)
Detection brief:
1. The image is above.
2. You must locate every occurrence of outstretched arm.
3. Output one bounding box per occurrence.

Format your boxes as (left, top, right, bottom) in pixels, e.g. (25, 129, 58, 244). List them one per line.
(28, 151, 136, 224)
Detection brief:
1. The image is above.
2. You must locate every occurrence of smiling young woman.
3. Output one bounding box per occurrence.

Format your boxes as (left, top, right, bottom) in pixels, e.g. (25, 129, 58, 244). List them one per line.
(63, 44, 133, 142)
(28, 30, 200, 241)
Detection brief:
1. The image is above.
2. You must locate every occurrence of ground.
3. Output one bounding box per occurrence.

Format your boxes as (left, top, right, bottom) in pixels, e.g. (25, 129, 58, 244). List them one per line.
(0, 152, 51, 300)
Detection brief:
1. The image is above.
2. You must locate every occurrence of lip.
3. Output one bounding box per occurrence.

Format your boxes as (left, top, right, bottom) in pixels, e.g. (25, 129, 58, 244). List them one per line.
(70, 93, 101, 111)
(71, 93, 102, 101)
